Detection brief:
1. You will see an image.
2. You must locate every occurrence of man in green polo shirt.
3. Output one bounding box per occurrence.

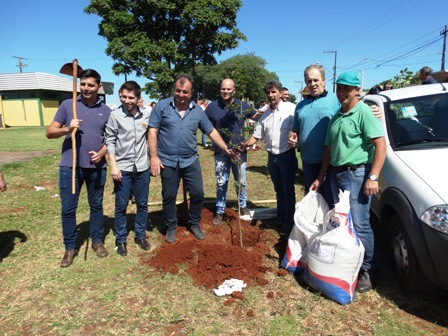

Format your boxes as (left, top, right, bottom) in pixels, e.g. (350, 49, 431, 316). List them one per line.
(311, 71, 386, 293)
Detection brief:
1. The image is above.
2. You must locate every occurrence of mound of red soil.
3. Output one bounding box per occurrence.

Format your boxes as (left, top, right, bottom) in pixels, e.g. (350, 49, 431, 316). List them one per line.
(142, 207, 279, 289)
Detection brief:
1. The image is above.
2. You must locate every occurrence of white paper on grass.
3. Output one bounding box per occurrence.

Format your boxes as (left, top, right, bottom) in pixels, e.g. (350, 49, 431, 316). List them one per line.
(213, 278, 247, 296)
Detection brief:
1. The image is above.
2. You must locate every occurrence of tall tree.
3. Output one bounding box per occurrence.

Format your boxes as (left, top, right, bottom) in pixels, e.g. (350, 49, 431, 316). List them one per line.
(195, 53, 278, 103)
(85, 0, 246, 97)
(288, 93, 297, 104)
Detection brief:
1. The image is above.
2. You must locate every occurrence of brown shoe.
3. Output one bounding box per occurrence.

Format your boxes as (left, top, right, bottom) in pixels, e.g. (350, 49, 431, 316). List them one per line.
(60, 249, 78, 268)
(92, 242, 108, 258)
(213, 214, 223, 226)
(239, 207, 251, 217)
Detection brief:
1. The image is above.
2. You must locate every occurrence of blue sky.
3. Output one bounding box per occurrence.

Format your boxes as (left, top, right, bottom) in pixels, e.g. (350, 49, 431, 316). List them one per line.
(1, 0, 447, 105)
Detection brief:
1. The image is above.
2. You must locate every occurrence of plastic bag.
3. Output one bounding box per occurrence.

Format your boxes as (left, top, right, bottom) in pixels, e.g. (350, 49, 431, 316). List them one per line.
(281, 191, 329, 274)
(302, 190, 365, 305)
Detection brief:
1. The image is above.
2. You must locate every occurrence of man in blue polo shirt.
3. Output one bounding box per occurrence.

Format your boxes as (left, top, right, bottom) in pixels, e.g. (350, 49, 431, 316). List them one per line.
(311, 71, 386, 293)
(148, 74, 234, 243)
(205, 78, 258, 225)
(46, 69, 111, 267)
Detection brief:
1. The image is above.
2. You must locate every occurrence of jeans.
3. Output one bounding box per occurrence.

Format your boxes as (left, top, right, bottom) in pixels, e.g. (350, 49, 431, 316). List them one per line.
(215, 155, 247, 214)
(267, 149, 297, 235)
(201, 132, 207, 146)
(113, 169, 150, 244)
(328, 165, 375, 270)
(59, 166, 106, 250)
(302, 161, 333, 207)
(161, 159, 204, 231)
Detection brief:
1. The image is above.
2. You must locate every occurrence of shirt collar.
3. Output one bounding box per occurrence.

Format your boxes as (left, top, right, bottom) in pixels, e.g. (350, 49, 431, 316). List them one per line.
(270, 99, 286, 112)
(169, 98, 194, 110)
(77, 94, 102, 107)
(122, 106, 142, 117)
(311, 90, 328, 100)
(340, 100, 363, 116)
(218, 97, 240, 108)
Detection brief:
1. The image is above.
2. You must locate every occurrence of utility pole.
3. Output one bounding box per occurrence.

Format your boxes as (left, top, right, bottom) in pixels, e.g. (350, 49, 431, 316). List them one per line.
(290, 80, 303, 91)
(12, 56, 28, 73)
(441, 25, 447, 71)
(323, 50, 337, 92)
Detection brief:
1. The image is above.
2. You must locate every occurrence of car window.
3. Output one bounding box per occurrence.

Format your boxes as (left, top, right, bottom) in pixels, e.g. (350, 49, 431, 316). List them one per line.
(385, 94, 448, 148)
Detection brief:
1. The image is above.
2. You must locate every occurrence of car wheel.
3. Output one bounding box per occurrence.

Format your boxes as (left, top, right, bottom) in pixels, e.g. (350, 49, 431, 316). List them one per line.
(388, 214, 433, 293)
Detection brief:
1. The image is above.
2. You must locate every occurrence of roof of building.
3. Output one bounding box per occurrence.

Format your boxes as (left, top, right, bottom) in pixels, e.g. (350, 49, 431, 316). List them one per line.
(0, 72, 105, 94)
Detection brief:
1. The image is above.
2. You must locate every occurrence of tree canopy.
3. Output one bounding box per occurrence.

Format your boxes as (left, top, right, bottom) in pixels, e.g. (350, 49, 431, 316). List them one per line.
(85, 0, 246, 98)
(195, 53, 279, 104)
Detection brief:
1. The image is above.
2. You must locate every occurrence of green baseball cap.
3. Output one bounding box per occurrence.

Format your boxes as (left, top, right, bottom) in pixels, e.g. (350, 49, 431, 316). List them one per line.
(336, 71, 361, 87)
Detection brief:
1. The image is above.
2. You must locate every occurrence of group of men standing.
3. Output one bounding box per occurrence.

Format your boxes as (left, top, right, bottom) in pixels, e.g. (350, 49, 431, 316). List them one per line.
(47, 65, 386, 294)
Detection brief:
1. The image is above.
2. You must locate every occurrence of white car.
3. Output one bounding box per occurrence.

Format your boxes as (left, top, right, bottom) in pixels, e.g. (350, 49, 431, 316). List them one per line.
(363, 83, 448, 292)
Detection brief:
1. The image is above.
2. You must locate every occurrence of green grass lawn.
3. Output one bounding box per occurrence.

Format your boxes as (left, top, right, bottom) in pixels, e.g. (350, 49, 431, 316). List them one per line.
(0, 127, 447, 335)
(0, 127, 64, 151)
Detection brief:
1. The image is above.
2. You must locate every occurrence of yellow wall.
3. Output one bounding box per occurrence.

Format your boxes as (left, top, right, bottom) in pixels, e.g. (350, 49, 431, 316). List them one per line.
(42, 100, 59, 126)
(2, 99, 60, 127)
(3, 100, 42, 126)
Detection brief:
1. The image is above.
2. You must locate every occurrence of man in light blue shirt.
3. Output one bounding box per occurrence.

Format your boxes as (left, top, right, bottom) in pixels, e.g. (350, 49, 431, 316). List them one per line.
(148, 74, 234, 243)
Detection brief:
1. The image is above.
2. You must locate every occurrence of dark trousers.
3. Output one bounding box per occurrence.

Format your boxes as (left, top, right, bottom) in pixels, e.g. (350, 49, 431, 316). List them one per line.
(302, 161, 333, 207)
(161, 159, 204, 231)
(267, 149, 297, 235)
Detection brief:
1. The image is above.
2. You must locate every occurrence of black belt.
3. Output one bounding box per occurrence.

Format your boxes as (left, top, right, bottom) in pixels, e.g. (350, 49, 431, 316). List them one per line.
(332, 163, 368, 172)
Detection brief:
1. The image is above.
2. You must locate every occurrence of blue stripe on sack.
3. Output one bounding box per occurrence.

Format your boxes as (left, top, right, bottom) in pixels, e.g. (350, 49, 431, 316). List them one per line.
(303, 268, 356, 305)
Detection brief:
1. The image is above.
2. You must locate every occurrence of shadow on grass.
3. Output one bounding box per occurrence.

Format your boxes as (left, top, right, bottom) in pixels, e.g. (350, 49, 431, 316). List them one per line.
(0, 230, 28, 262)
(74, 215, 114, 257)
(246, 165, 269, 177)
(148, 207, 165, 234)
(75, 209, 168, 248)
(295, 167, 305, 188)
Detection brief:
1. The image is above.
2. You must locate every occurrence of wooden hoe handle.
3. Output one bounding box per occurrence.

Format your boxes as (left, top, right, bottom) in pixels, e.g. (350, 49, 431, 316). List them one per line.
(71, 59, 78, 194)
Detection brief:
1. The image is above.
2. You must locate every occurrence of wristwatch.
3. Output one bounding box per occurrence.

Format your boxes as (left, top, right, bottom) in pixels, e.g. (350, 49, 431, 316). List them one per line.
(368, 174, 378, 181)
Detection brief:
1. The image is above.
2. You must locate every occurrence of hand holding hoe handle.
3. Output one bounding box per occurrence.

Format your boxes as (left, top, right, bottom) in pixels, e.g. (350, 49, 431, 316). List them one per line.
(59, 59, 83, 194)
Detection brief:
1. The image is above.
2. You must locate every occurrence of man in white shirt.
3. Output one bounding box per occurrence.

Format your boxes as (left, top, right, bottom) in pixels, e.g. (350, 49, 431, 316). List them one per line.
(244, 80, 297, 239)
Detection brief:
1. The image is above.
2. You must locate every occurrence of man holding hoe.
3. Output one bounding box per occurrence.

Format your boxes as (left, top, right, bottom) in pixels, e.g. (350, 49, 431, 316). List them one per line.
(46, 68, 111, 268)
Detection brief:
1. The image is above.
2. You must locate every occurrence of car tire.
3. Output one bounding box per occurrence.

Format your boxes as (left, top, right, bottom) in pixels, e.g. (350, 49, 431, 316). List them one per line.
(388, 214, 433, 293)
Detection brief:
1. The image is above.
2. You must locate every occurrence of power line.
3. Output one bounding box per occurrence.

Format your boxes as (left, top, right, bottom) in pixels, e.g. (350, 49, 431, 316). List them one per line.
(328, 0, 419, 49)
(334, 32, 442, 73)
(372, 37, 441, 69)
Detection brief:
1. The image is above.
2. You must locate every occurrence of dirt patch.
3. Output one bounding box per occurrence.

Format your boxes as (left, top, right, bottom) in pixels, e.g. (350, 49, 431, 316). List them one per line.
(0, 151, 58, 165)
(142, 207, 279, 291)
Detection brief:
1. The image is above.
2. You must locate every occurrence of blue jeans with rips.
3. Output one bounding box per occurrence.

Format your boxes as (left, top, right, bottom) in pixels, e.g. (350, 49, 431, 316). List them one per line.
(59, 166, 106, 250)
(215, 155, 247, 214)
(113, 169, 150, 244)
(161, 159, 204, 231)
(328, 165, 375, 270)
(267, 149, 297, 236)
